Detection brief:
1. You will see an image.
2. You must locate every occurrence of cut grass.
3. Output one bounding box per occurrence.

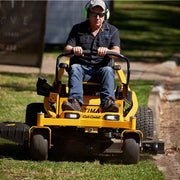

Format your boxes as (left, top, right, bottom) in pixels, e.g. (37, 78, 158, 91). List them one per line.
(0, 158, 164, 180)
(0, 72, 163, 179)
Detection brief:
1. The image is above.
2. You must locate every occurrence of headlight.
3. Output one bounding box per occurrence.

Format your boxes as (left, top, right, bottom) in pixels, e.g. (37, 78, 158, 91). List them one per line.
(65, 113, 80, 119)
(104, 114, 119, 121)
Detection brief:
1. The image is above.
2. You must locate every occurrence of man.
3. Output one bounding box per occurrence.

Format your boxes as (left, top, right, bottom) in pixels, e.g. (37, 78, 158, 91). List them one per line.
(62, 0, 120, 112)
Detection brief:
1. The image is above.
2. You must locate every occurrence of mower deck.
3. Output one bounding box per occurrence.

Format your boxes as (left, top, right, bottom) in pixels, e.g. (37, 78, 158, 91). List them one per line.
(0, 122, 164, 155)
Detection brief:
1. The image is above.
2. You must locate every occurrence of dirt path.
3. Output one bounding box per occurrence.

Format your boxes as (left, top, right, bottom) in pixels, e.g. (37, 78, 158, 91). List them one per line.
(153, 66, 180, 180)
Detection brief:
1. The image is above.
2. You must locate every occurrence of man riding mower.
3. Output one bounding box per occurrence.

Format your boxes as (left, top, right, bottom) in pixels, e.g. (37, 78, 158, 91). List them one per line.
(28, 49, 150, 164)
(0, 0, 164, 164)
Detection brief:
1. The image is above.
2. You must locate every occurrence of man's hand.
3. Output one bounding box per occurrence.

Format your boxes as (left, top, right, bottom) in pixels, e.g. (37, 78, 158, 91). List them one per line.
(73, 46, 83, 56)
(97, 47, 108, 56)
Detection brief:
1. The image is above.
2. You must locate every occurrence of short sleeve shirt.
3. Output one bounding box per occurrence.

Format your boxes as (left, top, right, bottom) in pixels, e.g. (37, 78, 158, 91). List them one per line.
(66, 20, 120, 67)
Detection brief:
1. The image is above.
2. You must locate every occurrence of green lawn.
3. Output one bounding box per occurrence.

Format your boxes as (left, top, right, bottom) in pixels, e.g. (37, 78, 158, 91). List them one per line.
(0, 158, 163, 180)
(113, 1, 180, 62)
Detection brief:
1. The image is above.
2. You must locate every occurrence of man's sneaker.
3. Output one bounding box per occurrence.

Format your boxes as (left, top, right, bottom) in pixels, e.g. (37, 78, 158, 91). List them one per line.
(101, 97, 119, 113)
(62, 98, 82, 112)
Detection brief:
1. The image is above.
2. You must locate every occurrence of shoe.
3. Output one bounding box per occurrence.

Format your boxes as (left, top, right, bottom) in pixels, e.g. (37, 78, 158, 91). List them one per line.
(101, 97, 119, 113)
(62, 98, 82, 112)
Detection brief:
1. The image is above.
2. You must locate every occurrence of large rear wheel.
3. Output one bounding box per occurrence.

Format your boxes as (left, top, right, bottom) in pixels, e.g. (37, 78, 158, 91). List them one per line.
(136, 106, 154, 140)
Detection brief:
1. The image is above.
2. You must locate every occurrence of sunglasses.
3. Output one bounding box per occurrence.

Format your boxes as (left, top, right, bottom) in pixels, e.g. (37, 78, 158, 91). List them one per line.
(90, 11, 105, 18)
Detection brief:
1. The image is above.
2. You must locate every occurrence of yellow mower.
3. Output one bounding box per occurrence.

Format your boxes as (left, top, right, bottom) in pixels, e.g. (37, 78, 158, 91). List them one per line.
(0, 50, 164, 164)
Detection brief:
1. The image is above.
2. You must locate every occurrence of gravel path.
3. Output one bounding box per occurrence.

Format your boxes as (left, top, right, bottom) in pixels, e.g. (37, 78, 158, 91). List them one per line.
(153, 66, 180, 180)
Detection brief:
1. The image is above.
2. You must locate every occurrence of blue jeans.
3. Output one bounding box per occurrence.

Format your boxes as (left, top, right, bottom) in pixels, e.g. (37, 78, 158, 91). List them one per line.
(68, 64, 115, 105)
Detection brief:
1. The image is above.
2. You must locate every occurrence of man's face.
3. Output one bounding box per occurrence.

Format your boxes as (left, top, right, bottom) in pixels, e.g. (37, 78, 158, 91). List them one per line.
(89, 6, 105, 29)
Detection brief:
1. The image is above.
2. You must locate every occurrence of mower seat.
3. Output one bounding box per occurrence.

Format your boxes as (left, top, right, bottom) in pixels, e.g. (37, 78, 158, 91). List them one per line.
(82, 65, 121, 96)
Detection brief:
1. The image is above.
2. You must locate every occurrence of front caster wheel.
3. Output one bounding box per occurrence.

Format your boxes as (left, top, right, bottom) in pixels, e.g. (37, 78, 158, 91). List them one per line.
(123, 138, 140, 164)
(30, 134, 48, 161)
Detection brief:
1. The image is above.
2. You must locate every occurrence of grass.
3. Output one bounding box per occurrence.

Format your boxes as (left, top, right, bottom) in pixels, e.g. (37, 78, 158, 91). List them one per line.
(0, 72, 163, 179)
(130, 80, 153, 107)
(0, 158, 163, 180)
(113, 1, 180, 62)
(0, 73, 44, 123)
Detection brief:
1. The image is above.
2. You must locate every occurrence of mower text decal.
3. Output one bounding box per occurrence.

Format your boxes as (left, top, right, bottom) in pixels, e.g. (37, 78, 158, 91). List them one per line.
(83, 115, 101, 119)
(83, 108, 100, 113)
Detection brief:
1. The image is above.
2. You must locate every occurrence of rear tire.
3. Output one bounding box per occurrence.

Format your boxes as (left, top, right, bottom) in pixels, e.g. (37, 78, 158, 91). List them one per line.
(25, 103, 45, 127)
(135, 106, 154, 140)
(30, 134, 48, 161)
(123, 138, 139, 164)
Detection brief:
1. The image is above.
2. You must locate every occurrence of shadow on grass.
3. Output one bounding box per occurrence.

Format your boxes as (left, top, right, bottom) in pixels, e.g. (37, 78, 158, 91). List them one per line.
(0, 143, 31, 160)
(0, 72, 54, 79)
(0, 140, 153, 165)
(0, 72, 54, 92)
(0, 82, 36, 92)
(0, 72, 37, 79)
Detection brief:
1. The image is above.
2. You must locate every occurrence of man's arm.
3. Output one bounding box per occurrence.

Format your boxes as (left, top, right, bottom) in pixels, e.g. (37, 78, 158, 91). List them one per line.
(97, 46, 120, 59)
(64, 45, 73, 52)
(109, 46, 120, 54)
(109, 46, 120, 59)
(64, 45, 83, 57)
(64, 45, 74, 57)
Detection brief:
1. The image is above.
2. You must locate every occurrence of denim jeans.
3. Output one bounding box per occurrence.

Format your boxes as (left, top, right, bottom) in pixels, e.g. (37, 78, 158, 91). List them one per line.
(68, 64, 115, 105)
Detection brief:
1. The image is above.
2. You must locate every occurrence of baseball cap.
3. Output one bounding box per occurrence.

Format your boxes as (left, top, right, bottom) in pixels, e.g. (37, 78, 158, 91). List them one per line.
(89, 0, 106, 11)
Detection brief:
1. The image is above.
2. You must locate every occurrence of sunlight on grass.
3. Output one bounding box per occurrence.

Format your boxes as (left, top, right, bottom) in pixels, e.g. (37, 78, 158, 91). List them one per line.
(0, 157, 164, 180)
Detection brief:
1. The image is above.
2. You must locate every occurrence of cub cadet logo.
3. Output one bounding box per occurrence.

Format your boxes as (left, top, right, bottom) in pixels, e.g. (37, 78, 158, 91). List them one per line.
(84, 108, 100, 113)
(83, 115, 101, 119)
